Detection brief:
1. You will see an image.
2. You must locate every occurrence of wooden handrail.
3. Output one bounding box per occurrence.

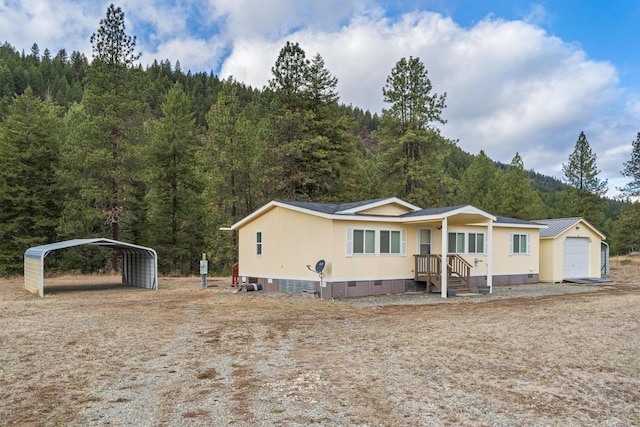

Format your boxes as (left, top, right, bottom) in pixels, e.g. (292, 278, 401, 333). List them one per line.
(414, 254, 471, 288)
(446, 254, 471, 286)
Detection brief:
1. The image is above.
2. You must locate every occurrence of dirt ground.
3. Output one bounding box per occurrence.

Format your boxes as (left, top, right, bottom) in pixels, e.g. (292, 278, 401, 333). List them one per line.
(1, 259, 639, 426)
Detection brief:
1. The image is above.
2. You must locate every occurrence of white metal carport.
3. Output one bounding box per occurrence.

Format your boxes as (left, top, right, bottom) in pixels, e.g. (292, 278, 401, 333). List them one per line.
(24, 238, 158, 297)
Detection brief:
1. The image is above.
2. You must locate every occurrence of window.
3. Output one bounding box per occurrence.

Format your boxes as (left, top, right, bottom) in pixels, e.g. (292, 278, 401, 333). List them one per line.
(448, 232, 465, 254)
(380, 230, 401, 254)
(468, 233, 485, 254)
(348, 228, 405, 256)
(511, 233, 529, 254)
(353, 229, 375, 254)
(418, 228, 432, 255)
(256, 231, 263, 256)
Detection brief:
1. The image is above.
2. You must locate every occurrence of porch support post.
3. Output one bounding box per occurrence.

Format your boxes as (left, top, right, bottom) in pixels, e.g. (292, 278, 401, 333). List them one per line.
(487, 219, 493, 294)
(441, 217, 448, 298)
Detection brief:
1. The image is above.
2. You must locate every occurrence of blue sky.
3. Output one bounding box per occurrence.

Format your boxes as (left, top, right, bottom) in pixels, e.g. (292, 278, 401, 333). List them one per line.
(1, 0, 639, 196)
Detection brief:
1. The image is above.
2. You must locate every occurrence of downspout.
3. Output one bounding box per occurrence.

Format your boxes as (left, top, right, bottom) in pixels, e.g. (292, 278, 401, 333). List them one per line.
(487, 220, 493, 294)
(441, 217, 448, 299)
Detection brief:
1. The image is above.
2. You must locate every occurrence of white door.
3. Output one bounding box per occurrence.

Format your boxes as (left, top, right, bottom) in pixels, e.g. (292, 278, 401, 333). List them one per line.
(418, 228, 432, 254)
(564, 237, 590, 278)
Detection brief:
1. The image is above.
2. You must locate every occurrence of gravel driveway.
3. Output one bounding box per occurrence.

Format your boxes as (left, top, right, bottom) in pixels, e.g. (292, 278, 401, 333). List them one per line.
(1, 273, 638, 426)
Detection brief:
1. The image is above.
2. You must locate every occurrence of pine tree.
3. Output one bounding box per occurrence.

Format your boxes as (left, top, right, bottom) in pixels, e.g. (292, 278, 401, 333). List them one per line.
(269, 41, 309, 111)
(0, 89, 62, 275)
(458, 150, 498, 212)
(202, 80, 267, 273)
(381, 56, 447, 134)
(145, 83, 203, 274)
(612, 200, 640, 254)
(306, 53, 338, 111)
(496, 153, 543, 220)
(562, 131, 607, 195)
(58, 4, 146, 271)
(620, 132, 640, 196)
(376, 56, 454, 205)
(558, 131, 607, 226)
(266, 42, 361, 201)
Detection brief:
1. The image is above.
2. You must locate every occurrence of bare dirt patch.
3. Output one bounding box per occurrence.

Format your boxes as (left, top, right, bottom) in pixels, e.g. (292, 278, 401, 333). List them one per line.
(1, 262, 639, 426)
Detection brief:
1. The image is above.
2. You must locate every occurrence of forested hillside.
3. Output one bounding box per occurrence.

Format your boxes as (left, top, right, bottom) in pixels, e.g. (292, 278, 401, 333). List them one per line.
(1, 5, 638, 277)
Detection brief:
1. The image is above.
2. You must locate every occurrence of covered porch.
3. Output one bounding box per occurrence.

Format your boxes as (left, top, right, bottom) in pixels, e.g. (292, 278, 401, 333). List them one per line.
(403, 206, 495, 298)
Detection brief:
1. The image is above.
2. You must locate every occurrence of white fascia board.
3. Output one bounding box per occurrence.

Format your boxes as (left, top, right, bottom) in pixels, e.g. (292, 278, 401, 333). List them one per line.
(229, 201, 280, 230)
(572, 218, 607, 240)
(336, 197, 422, 214)
(443, 205, 496, 221)
(229, 201, 335, 230)
(493, 222, 548, 230)
(404, 206, 496, 223)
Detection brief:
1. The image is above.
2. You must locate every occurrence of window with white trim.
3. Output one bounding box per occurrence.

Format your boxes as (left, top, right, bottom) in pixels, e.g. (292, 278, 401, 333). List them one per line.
(353, 229, 375, 254)
(468, 233, 485, 254)
(380, 230, 401, 254)
(347, 228, 405, 256)
(448, 232, 465, 254)
(510, 233, 529, 254)
(256, 231, 263, 256)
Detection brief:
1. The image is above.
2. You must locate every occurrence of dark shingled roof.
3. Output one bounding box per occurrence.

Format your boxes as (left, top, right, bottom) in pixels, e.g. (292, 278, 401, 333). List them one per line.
(276, 199, 544, 226)
(402, 206, 467, 217)
(276, 198, 404, 215)
(496, 216, 546, 226)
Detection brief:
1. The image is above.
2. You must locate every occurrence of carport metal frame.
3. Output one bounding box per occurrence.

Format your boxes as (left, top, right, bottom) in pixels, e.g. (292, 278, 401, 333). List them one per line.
(24, 238, 158, 297)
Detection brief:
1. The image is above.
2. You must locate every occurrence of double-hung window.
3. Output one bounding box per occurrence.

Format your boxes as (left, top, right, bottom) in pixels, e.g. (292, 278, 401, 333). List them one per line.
(380, 230, 401, 254)
(511, 233, 529, 254)
(353, 229, 376, 254)
(468, 233, 485, 254)
(256, 231, 263, 256)
(448, 232, 465, 254)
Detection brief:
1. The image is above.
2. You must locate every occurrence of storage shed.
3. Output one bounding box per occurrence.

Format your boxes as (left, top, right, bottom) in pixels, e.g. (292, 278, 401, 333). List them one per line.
(24, 238, 158, 297)
(536, 218, 606, 283)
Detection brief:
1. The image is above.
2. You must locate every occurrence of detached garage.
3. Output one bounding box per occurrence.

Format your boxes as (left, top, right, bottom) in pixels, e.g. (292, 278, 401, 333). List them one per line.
(536, 218, 606, 283)
(24, 238, 158, 297)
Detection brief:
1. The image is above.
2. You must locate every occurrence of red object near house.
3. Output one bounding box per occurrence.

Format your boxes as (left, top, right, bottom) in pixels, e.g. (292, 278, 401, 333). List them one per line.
(231, 262, 239, 286)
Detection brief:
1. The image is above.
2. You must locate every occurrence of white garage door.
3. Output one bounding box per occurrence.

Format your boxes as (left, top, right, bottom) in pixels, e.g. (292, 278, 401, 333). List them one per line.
(564, 237, 590, 279)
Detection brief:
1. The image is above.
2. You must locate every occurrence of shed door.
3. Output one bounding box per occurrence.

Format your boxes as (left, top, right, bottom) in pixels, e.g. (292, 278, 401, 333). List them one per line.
(564, 237, 590, 278)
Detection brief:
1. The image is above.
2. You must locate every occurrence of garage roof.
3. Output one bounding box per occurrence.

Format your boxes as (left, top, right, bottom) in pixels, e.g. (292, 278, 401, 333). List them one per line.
(536, 217, 605, 239)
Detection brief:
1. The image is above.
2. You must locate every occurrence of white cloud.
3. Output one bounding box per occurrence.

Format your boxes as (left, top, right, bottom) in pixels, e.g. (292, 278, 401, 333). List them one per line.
(218, 8, 638, 194)
(0, 0, 101, 56)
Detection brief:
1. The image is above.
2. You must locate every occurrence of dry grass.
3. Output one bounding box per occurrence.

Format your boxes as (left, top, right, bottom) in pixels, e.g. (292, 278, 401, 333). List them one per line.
(1, 264, 639, 426)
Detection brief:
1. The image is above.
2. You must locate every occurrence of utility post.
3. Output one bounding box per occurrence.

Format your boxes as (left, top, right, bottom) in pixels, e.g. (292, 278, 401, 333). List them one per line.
(200, 253, 208, 289)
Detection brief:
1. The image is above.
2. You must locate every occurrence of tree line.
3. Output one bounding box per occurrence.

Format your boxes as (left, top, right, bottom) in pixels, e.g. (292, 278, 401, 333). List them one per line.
(1, 4, 639, 277)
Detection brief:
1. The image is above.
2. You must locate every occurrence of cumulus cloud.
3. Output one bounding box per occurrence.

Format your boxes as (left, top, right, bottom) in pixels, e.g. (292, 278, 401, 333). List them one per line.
(219, 9, 638, 192)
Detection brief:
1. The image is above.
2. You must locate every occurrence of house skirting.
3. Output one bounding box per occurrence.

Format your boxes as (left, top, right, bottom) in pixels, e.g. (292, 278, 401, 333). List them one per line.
(248, 273, 539, 299)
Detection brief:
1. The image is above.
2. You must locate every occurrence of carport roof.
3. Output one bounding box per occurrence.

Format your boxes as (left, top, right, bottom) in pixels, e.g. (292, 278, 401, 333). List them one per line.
(25, 238, 156, 259)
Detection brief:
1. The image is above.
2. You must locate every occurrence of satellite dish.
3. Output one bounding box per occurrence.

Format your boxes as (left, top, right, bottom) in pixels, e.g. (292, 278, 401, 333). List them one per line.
(315, 259, 326, 274)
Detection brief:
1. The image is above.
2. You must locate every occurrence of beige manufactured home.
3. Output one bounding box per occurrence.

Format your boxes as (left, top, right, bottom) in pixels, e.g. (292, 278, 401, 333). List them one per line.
(228, 197, 546, 299)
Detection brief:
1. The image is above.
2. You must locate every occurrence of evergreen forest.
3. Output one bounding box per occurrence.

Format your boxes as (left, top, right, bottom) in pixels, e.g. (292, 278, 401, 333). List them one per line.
(2, 4, 639, 277)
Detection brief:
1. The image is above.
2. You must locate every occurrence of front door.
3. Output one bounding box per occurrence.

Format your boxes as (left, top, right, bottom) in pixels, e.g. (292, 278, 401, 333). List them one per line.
(418, 228, 432, 255)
